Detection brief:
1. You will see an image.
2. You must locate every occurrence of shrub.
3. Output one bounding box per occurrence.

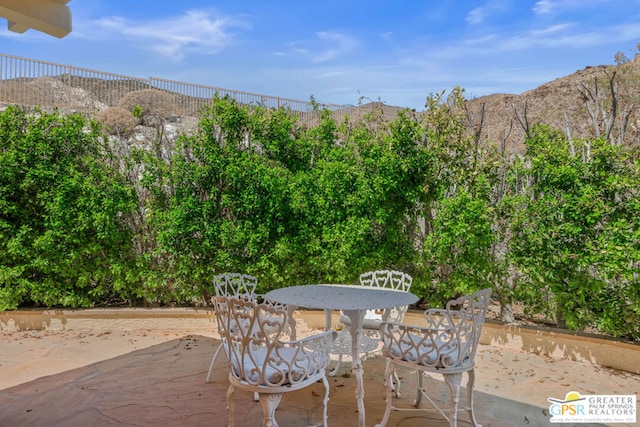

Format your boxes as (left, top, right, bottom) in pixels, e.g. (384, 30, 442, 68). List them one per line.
(96, 107, 140, 136)
(0, 106, 140, 310)
(118, 89, 181, 118)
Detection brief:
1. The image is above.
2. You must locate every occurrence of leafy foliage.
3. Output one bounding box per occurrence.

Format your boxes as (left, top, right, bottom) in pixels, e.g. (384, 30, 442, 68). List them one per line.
(140, 98, 427, 296)
(0, 107, 138, 309)
(510, 125, 640, 336)
(1, 92, 638, 340)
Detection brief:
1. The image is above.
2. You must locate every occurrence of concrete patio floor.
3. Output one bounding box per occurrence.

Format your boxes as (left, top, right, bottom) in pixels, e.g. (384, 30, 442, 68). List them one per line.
(0, 308, 638, 426)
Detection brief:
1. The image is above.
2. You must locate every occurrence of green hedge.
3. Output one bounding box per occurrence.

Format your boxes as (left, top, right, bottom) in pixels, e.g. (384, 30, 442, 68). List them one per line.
(0, 95, 638, 340)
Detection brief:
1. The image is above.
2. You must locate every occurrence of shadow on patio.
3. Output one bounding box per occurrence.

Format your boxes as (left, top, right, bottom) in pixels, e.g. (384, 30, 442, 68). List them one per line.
(0, 334, 585, 427)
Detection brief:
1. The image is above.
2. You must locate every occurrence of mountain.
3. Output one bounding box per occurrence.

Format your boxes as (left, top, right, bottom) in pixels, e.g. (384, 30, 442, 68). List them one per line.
(465, 58, 639, 153)
(346, 59, 638, 154)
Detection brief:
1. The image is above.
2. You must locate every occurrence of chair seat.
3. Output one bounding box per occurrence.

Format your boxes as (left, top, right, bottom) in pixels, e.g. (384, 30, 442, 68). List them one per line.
(385, 332, 468, 369)
(230, 345, 325, 386)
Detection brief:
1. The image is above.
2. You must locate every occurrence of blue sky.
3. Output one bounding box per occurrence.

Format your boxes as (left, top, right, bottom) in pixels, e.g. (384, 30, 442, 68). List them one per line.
(2, 0, 640, 110)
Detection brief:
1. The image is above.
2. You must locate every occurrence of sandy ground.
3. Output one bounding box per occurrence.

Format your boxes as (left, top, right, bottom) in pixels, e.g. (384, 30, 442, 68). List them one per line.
(0, 308, 638, 426)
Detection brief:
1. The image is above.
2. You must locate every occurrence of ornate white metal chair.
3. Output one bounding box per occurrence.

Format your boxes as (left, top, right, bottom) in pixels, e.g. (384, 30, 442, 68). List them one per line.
(331, 269, 413, 377)
(206, 272, 258, 383)
(375, 288, 492, 427)
(214, 295, 337, 427)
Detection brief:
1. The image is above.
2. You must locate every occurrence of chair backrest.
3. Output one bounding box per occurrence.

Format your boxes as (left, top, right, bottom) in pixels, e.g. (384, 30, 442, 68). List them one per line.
(359, 270, 413, 325)
(213, 272, 258, 298)
(213, 296, 287, 386)
(213, 295, 330, 388)
(422, 288, 492, 369)
(359, 270, 413, 292)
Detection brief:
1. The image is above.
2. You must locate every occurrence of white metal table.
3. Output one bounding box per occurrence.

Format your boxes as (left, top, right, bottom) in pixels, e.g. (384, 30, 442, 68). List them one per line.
(265, 284, 418, 427)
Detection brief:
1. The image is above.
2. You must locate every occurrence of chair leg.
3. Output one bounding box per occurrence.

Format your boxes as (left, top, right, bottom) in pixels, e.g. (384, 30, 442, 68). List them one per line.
(207, 343, 257, 401)
(258, 393, 283, 427)
(320, 375, 330, 427)
(226, 384, 236, 427)
(329, 353, 344, 377)
(414, 371, 423, 407)
(383, 359, 401, 398)
(392, 366, 401, 398)
(374, 360, 396, 427)
(205, 343, 223, 383)
(466, 369, 482, 427)
(443, 372, 462, 427)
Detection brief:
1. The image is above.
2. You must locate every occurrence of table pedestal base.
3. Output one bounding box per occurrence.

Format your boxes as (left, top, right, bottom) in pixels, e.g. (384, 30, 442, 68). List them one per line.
(343, 309, 366, 427)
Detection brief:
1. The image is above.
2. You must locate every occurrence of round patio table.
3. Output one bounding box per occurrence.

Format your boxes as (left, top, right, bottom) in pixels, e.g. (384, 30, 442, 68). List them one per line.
(265, 284, 418, 427)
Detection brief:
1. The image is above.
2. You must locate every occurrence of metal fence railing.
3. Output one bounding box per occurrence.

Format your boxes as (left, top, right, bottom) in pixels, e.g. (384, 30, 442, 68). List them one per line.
(0, 53, 394, 126)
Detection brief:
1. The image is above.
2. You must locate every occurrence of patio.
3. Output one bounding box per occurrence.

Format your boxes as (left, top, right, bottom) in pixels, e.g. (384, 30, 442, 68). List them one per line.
(0, 308, 638, 426)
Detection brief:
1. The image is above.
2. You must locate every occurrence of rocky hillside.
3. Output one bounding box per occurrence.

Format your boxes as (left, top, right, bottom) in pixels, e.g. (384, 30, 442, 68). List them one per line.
(1, 57, 638, 155)
(466, 58, 640, 153)
(303, 59, 640, 154)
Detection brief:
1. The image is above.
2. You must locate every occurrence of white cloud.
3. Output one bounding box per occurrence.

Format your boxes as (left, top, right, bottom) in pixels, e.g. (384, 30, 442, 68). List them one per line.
(533, 0, 616, 15)
(92, 10, 250, 60)
(316, 70, 347, 79)
(533, 0, 555, 14)
(466, 8, 486, 25)
(466, 0, 513, 25)
(498, 22, 639, 50)
(417, 20, 638, 59)
(532, 23, 572, 35)
(311, 31, 359, 62)
(283, 31, 358, 62)
(466, 34, 498, 45)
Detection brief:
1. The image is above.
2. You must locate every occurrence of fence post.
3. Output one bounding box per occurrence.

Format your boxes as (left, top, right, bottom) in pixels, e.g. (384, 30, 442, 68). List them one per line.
(67, 64, 72, 107)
